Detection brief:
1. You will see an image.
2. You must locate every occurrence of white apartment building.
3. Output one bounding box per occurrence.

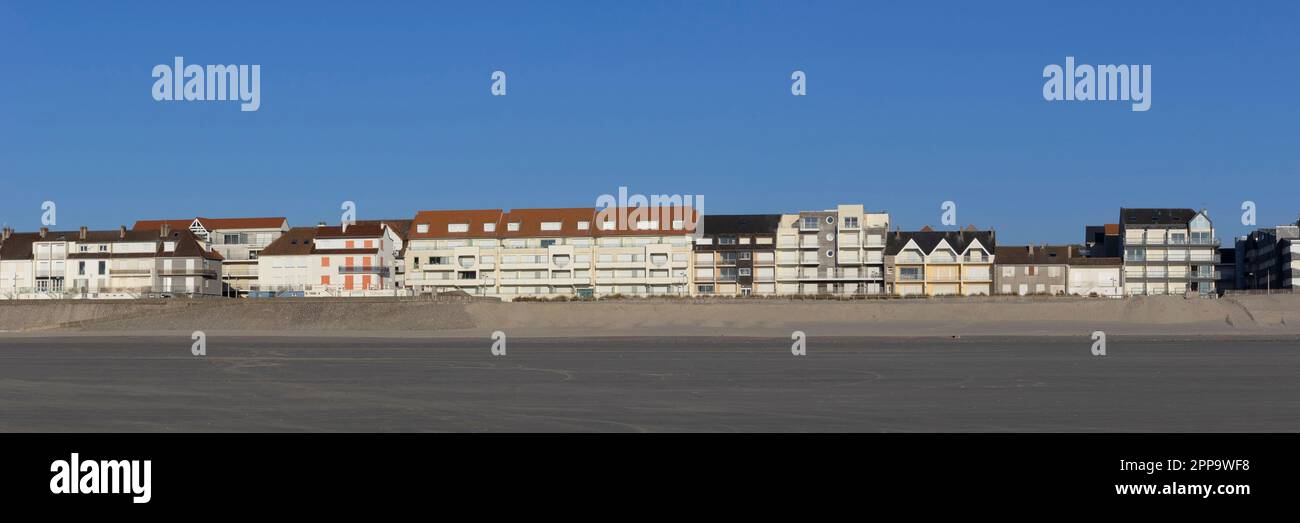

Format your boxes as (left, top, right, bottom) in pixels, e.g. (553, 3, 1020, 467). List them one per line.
(134, 217, 288, 296)
(1120, 208, 1219, 296)
(883, 227, 996, 296)
(255, 222, 402, 296)
(774, 205, 890, 296)
(0, 225, 222, 299)
(404, 207, 695, 299)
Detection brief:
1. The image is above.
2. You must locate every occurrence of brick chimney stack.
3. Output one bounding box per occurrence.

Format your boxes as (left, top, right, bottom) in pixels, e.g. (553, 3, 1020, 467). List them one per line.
(160, 223, 171, 238)
(119, 225, 127, 239)
(79, 226, 88, 240)
(2, 227, 11, 241)
(39, 227, 48, 239)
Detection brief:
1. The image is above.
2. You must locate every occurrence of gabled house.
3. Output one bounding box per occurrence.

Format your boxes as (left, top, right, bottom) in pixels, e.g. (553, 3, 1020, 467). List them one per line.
(884, 227, 996, 296)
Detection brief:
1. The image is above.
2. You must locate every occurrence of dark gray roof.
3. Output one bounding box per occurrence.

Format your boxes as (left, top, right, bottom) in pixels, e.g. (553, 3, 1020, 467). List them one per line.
(885, 230, 996, 255)
(1120, 208, 1199, 226)
(994, 245, 1074, 265)
(702, 214, 781, 236)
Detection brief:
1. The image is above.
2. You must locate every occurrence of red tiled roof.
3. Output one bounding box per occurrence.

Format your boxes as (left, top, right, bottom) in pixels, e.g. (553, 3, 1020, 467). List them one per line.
(409, 209, 504, 239)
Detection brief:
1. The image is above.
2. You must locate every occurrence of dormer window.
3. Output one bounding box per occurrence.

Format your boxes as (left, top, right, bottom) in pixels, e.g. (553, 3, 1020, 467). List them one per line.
(540, 221, 562, 231)
(484, 223, 497, 232)
(507, 222, 520, 232)
(448, 223, 469, 233)
(577, 221, 590, 230)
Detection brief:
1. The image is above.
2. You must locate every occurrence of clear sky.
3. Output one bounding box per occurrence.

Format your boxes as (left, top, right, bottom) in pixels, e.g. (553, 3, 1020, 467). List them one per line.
(1, 1, 1297, 244)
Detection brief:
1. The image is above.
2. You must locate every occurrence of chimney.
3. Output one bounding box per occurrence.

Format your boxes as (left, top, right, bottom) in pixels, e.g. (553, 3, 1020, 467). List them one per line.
(2, 227, 11, 241)
(39, 227, 48, 239)
(119, 225, 127, 239)
(79, 226, 88, 240)
(1028, 245, 1034, 255)
(160, 223, 171, 238)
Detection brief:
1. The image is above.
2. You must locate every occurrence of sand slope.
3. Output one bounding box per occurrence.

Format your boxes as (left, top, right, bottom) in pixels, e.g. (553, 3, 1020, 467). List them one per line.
(1, 294, 1297, 337)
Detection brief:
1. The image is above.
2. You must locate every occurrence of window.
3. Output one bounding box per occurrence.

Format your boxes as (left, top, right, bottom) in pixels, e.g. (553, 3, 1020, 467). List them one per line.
(321, 275, 330, 286)
(720, 252, 738, 264)
(1001, 266, 1014, 277)
(321, 257, 330, 267)
(739, 268, 752, 277)
(364, 240, 373, 249)
(98, 261, 106, 275)
(540, 239, 556, 248)
(577, 221, 590, 230)
(801, 217, 819, 229)
(696, 284, 715, 294)
(416, 224, 429, 234)
(718, 236, 737, 245)
(507, 222, 521, 232)
(900, 267, 924, 281)
(99, 244, 108, 252)
(719, 268, 739, 281)
(224, 233, 241, 245)
(448, 223, 469, 233)
(483, 223, 496, 232)
(738, 251, 752, 261)
(346, 240, 355, 249)
(540, 222, 562, 231)
(249, 250, 260, 260)
(78, 262, 85, 276)
(843, 217, 859, 229)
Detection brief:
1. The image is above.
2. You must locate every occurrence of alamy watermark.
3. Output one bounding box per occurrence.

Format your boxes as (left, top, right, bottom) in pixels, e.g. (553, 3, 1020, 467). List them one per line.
(595, 186, 705, 239)
(1043, 57, 1151, 112)
(152, 56, 261, 112)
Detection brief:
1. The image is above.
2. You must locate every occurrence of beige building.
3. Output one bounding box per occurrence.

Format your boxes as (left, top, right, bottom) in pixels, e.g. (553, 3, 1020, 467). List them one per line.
(774, 204, 890, 296)
(884, 227, 996, 296)
(404, 207, 696, 299)
(1119, 208, 1218, 296)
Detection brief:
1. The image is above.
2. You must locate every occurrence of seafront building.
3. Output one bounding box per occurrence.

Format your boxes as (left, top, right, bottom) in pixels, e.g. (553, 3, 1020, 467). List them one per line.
(254, 222, 404, 296)
(133, 217, 288, 296)
(0, 225, 222, 299)
(694, 214, 781, 296)
(883, 226, 996, 296)
(774, 205, 890, 296)
(403, 207, 696, 299)
(1236, 223, 1299, 292)
(1119, 208, 1219, 296)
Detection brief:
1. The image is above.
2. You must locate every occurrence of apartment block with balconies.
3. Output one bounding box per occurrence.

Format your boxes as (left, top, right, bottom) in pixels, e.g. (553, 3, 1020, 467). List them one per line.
(134, 217, 288, 296)
(883, 227, 996, 296)
(1119, 208, 1219, 296)
(693, 214, 780, 296)
(403, 206, 694, 299)
(774, 205, 890, 296)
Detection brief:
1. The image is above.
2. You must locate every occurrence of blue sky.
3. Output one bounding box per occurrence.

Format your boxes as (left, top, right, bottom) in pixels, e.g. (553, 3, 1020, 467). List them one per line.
(1, 1, 1297, 244)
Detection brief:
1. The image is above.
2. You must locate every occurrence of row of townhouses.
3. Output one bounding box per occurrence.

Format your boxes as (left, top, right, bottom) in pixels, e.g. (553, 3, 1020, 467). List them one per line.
(2, 206, 1296, 300)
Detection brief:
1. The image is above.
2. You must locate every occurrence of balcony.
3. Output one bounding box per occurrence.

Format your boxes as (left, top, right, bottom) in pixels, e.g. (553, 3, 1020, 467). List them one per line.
(160, 268, 218, 278)
(338, 266, 392, 277)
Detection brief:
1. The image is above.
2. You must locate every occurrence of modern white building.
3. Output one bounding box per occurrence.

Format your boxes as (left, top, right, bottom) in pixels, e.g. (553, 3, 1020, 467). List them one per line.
(255, 222, 403, 296)
(1120, 208, 1219, 296)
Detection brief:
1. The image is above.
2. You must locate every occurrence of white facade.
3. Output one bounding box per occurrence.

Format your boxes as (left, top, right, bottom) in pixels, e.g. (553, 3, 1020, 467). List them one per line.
(1066, 265, 1123, 298)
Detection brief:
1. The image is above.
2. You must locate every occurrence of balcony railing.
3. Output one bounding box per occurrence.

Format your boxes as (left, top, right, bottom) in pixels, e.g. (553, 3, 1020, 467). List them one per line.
(338, 266, 391, 277)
